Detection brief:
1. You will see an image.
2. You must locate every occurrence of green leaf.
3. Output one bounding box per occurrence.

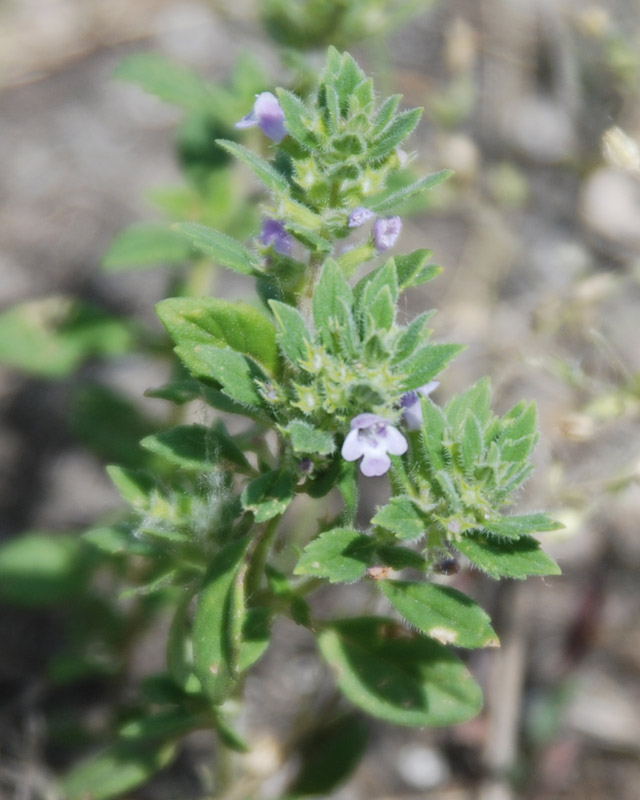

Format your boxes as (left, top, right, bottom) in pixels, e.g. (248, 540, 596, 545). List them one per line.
(275, 88, 316, 149)
(146, 379, 259, 418)
(287, 713, 369, 797)
(380, 580, 499, 649)
(237, 607, 272, 673)
(418, 398, 448, 470)
(287, 222, 332, 252)
(323, 84, 342, 131)
(402, 343, 465, 389)
(119, 709, 207, 741)
(102, 223, 193, 271)
(175, 344, 266, 408)
(144, 379, 202, 405)
(332, 51, 366, 108)
(500, 401, 537, 442)
(268, 300, 312, 364)
(241, 470, 295, 522)
(141, 422, 251, 472)
(394, 250, 441, 291)
(354, 257, 398, 304)
(371, 95, 402, 138)
(368, 170, 453, 215)
(461, 412, 484, 470)
(318, 618, 483, 727)
(156, 296, 278, 374)
(446, 378, 492, 431)
(353, 77, 374, 113)
(500, 435, 537, 463)
(62, 740, 176, 800)
(372, 496, 427, 541)
(392, 311, 435, 364)
(114, 52, 219, 112)
(72, 384, 154, 469)
(365, 285, 395, 333)
(313, 259, 354, 349)
(376, 544, 427, 571)
(217, 139, 289, 194)
(106, 466, 155, 510)
(368, 107, 422, 161)
(83, 525, 157, 558)
(434, 470, 462, 511)
(481, 513, 564, 540)
(192, 536, 251, 704)
(456, 533, 561, 579)
(0, 533, 87, 606)
(286, 420, 335, 455)
(172, 222, 262, 275)
(358, 261, 398, 334)
(294, 528, 375, 583)
(0, 297, 133, 378)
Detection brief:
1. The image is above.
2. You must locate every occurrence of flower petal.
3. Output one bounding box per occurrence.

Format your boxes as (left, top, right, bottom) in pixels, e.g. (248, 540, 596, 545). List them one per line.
(254, 92, 287, 143)
(360, 452, 391, 477)
(235, 110, 257, 129)
(417, 380, 440, 397)
(373, 216, 402, 251)
(403, 399, 423, 431)
(348, 207, 375, 228)
(384, 425, 408, 456)
(261, 219, 292, 256)
(341, 429, 365, 461)
(350, 412, 385, 430)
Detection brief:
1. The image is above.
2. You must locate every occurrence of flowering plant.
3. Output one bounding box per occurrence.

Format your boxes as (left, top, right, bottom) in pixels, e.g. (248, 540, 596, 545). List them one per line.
(58, 47, 561, 796)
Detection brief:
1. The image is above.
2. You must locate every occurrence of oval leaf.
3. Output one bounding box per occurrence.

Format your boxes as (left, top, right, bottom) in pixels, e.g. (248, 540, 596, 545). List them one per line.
(192, 537, 251, 704)
(318, 617, 483, 727)
(295, 528, 375, 583)
(156, 296, 278, 375)
(380, 580, 499, 649)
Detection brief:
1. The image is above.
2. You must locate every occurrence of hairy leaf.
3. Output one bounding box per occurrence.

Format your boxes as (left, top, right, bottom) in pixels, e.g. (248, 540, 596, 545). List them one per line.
(318, 617, 483, 727)
(217, 139, 289, 194)
(457, 533, 561, 579)
(295, 528, 375, 583)
(380, 580, 498, 648)
(102, 223, 193, 271)
(156, 296, 278, 374)
(192, 537, 251, 703)
(372, 496, 427, 541)
(173, 222, 262, 275)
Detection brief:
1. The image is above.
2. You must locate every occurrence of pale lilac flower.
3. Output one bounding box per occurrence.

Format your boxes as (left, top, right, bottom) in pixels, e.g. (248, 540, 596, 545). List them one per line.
(236, 92, 287, 143)
(373, 216, 402, 251)
(261, 219, 293, 256)
(348, 206, 375, 228)
(341, 413, 408, 477)
(401, 381, 440, 430)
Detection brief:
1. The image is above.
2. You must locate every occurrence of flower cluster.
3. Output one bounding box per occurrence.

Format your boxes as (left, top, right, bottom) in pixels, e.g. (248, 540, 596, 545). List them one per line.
(341, 413, 407, 477)
(237, 91, 405, 258)
(341, 382, 439, 477)
(349, 207, 403, 252)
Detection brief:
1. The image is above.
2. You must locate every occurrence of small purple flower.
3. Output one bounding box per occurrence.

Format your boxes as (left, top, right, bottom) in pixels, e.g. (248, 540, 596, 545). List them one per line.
(299, 458, 314, 475)
(348, 206, 375, 228)
(401, 381, 440, 430)
(261, 219, 293, 256)
(341, 413, 408, 477)
(373, 216, 402, 251)
(236, 92, 287, 143)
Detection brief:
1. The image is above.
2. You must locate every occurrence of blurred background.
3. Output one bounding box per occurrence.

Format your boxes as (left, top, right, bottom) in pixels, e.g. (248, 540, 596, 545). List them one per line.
(1, 0, 640, 798)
